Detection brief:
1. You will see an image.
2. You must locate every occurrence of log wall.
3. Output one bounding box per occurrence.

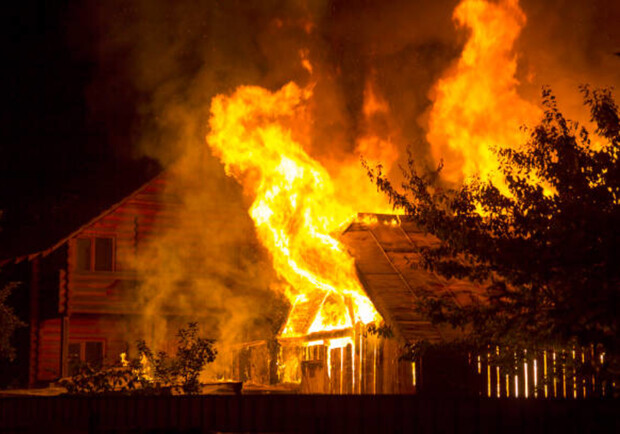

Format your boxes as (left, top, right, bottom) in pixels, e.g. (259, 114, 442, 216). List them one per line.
(34, 176, 184, 383)
(65, 176, 178, 315)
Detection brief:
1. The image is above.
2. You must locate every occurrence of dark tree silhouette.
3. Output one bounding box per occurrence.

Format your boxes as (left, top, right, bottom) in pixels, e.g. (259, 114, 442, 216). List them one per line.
(367, 86, 619, 392)
(0, 282, 25, 362)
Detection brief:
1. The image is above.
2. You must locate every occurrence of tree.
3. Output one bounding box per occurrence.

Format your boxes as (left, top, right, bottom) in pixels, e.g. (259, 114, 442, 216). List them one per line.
(0, 282, 26, 362)
(366, 86, 619, 392)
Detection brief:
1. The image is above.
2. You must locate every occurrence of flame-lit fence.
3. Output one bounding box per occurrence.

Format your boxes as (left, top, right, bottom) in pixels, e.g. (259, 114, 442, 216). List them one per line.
(233, 336, 614, 399)
(1, 395, 618, 433)
(472, 347, 614, 399)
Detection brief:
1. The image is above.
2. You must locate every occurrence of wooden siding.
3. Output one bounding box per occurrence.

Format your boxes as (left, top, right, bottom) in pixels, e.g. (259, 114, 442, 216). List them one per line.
(37, 319, 61, 381)
(36, 316, 136, 382)
(66, 316, 131, 364)
(64, 176, 180, 315)
(31, 175, 187, 383)
(236, 329, 415, 395)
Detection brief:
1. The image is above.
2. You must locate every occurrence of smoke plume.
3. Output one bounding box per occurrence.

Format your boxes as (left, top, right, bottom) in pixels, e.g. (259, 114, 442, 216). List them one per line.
(78, 0, 618, 371)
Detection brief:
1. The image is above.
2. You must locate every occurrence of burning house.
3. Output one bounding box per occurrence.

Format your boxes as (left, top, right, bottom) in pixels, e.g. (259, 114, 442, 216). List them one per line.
(232, 213, 481, 395)
(0, 169, 477, 394)
(2, 0, 613, 399)
(0, 0, 542, 391)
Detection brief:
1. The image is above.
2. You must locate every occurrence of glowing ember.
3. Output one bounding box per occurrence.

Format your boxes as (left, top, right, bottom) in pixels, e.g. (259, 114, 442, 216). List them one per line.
(206, 82, 380, 339)
(427, 0, 541, 189)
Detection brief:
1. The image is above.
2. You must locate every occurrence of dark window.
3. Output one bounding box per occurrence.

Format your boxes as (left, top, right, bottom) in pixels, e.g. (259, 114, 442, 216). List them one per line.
(68, 343, 82, 376)
(85, 342, 103, 369)
(67, 341, 105, 375)
(76, 239, 92, 271)
(76, 237, 114, 272)
(94, 238, 114, 271)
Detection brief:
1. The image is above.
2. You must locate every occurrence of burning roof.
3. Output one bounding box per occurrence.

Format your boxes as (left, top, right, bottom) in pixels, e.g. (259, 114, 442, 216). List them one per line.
(342, 214, 483, 343)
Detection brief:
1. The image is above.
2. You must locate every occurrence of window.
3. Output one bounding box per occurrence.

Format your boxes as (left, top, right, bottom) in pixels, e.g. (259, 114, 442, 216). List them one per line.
(75, 237, 114, 271)
(85, 342, 103, 367)
(76, 239, 92, 271)
(68, 341, 104, 375)
(304, 344, 326, 362)
(68, 343, 82, 375)
(94, 238, 113, 271)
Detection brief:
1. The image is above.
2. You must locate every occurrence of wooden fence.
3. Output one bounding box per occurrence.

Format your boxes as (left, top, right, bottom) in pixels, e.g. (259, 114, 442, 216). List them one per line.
(474, 347, 613, 399)
(1, 395, 618, 433)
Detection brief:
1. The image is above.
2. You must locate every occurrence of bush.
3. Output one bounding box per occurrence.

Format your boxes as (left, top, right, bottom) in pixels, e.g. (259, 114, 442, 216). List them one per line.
(60, 322, 216, 395)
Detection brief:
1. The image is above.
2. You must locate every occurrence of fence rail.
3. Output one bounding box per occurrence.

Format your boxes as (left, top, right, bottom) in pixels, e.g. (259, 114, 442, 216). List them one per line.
(1, 394, 618, 433)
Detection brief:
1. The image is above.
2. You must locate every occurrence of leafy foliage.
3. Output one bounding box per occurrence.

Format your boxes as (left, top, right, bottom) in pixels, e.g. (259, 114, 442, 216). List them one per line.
(367, 87, 619, 391)
(60, 322, 216, 395)
(0, 282, 26, 362)
(366, 322, 394, 339)
(58, 362, 148, 395)
(167, 322, 217, 393)
(400, 339, 433, 362)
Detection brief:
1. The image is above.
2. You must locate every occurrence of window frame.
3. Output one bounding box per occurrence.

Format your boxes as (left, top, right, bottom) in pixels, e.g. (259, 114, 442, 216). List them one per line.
(73, 235, 116, 272)
(67, 339, 107, 375)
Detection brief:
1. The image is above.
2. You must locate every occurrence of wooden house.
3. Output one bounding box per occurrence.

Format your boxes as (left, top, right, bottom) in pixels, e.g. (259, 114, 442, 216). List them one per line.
(0, 174, 185, 387)
(0, 170, 277, 389)
(231, 214, 483, 394)
(0, 176, 494, 395)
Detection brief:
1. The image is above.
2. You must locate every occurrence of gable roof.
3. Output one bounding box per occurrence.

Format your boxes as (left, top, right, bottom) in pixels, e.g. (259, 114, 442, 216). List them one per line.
(0, 173, 168, 267)
(342, 213, 482, 343)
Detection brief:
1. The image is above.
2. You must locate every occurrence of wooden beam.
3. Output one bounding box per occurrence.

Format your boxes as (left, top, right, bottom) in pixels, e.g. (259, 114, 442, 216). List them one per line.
(28, 257, 40, 388)
(60, 316, 70, 378)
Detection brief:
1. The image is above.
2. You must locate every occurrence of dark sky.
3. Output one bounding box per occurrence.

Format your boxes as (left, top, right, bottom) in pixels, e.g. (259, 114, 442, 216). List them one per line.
(0, 1, 159, 258)
(1, 0, 618, 259)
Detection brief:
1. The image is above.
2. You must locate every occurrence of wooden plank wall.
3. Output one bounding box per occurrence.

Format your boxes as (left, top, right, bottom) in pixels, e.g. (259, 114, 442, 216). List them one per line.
(36, 317, 136, 382)
(237, 343, 273, 385)
(289, 331, 414, 394)
(33, 177, 182, 383)
(66, 316, 133, 364)
(37, 319, 61, 381)
(65, 177, 180, 315)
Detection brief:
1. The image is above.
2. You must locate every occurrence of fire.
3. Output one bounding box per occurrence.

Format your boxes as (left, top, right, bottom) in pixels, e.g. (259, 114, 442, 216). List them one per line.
(206, 82, 380, 339)
(119, 352, 153, 382)
(332, 79, 399, 216)
(204, 0, 552, 388)
(427, 0, 541, 189)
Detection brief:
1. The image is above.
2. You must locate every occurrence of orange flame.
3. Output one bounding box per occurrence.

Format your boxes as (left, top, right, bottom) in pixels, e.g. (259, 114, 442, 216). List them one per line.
(427, 0, 541, 189)
(206, 82, 380, 338)
(329, 78, 399, 218)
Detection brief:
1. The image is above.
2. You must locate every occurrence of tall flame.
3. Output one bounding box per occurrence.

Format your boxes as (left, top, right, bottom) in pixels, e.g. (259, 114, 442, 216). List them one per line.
(427, 0, 541, 188)
(207, 82, 379, 337)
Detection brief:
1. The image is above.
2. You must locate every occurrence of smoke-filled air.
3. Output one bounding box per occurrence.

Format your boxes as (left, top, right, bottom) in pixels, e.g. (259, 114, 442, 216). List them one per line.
(90, 0, 619, 379)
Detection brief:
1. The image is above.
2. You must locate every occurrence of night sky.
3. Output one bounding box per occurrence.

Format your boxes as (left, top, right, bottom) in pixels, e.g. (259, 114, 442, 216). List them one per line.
(1, 2, 159, 258)
(1, 0, 618, 259)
